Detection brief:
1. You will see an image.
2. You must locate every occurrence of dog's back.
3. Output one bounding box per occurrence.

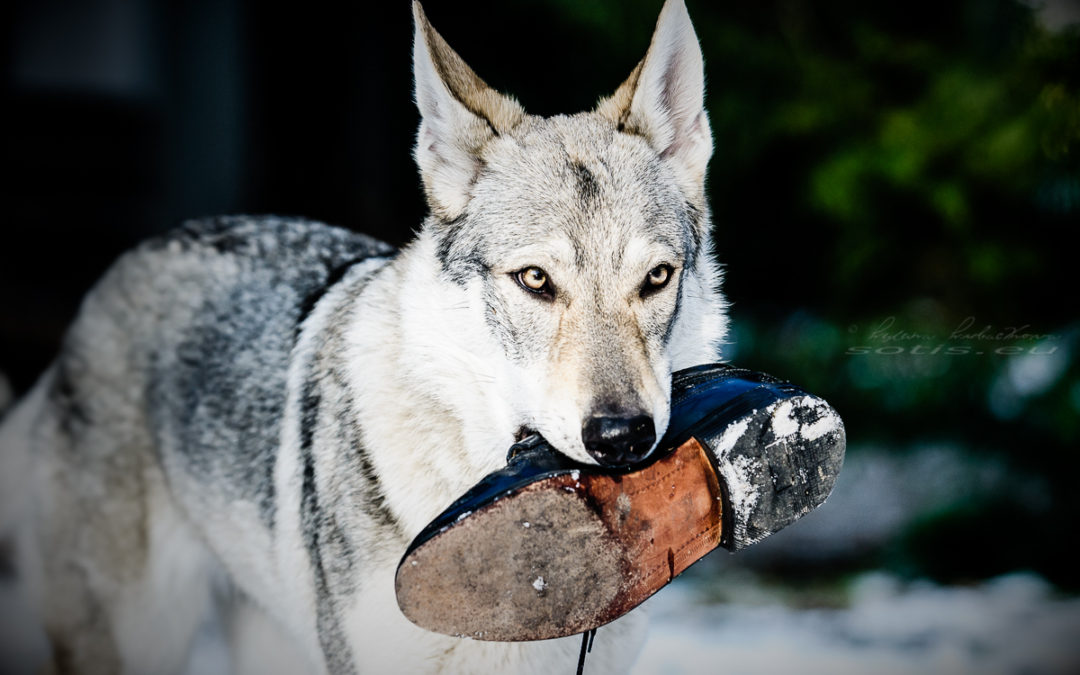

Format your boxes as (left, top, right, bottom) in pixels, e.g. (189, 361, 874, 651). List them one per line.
(113, 216, 392, 524)
(0, 216, 393, 673)
(7, 215, 392, 520)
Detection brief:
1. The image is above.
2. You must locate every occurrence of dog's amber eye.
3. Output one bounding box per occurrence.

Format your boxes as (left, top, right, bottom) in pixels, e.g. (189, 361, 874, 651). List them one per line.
(641, 264, 673, 297)
(515, 267, 554, 298)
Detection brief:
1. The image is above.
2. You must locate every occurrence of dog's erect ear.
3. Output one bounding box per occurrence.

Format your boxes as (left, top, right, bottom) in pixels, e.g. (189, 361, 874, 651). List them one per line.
(596, 0, 712, 203)
(413, 2, 525, 220)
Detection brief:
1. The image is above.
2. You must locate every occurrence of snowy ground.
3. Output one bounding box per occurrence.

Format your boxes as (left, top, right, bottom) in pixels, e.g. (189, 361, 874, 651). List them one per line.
(633, 572, 1080, 675)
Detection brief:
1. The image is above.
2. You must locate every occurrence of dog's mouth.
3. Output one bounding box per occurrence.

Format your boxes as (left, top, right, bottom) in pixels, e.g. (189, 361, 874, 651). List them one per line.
(511, 425, 588, 466)
(513, 426, 538, 443)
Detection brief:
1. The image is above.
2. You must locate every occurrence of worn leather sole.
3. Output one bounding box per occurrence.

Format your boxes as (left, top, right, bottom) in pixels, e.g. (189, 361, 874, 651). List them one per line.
(395, 364, 845, 641)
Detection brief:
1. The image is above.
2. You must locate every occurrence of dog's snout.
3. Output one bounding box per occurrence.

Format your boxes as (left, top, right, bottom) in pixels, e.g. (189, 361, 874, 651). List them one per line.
(582, 414, 657, 468)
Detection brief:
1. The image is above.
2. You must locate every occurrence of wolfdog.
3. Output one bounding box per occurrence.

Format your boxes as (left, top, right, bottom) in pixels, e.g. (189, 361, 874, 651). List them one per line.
(0, 0, 727, 672)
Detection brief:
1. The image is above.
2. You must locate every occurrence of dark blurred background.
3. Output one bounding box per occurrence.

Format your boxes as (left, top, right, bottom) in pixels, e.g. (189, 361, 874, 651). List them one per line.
(1, 0, 1078, 600)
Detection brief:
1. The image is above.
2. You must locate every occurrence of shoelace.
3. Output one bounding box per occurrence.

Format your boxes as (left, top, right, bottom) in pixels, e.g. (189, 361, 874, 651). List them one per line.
(575, 628, 597, 675)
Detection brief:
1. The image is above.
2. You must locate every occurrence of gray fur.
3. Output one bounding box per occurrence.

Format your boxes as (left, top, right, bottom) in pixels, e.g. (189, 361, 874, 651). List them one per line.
(146, 217, 394, 528)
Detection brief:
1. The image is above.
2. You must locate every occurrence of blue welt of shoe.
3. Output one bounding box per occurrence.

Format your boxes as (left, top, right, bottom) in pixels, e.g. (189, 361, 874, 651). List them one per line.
(395, 363, 846, 641)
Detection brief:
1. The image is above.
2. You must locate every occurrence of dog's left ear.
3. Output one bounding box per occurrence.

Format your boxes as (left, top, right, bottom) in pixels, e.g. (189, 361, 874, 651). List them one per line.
(413, 1, 525, 220)
(596, 0, 712, 204)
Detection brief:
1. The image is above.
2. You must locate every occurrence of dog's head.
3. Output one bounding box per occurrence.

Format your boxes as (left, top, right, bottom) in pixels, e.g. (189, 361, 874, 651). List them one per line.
(411, 0, 727, 468)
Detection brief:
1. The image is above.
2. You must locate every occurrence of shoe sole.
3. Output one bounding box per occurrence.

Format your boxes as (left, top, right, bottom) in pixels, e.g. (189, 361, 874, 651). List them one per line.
(395, 391, 844, 641)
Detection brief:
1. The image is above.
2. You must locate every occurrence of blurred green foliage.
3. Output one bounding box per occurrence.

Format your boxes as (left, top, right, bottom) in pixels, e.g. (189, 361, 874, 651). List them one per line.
(702, 0, 1079, 588)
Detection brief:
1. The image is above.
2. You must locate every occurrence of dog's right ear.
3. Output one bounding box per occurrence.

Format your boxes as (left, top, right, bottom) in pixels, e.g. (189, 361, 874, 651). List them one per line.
(595, 0, 712, 207)
(413, 2, 525, 220)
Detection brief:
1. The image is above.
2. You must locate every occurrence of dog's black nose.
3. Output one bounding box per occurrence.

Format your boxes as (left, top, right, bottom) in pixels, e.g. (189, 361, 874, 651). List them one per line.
(582, 414, 656, 467)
